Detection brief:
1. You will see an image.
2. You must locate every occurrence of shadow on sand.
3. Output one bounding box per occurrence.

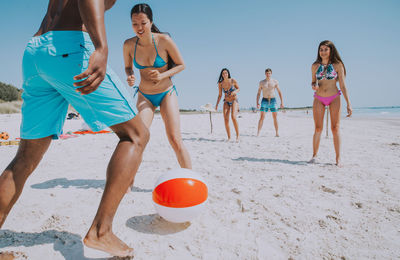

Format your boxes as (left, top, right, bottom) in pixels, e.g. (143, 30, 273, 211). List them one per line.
(0, 229, 109, 260)
(31, 178, 152, 192)
(126, 214, 190, 235)
(183, 137, 225, 143)
(233, 157, 308, 165)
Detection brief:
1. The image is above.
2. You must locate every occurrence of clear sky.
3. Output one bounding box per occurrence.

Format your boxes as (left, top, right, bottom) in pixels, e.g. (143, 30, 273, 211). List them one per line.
(1, 0, 399, 109)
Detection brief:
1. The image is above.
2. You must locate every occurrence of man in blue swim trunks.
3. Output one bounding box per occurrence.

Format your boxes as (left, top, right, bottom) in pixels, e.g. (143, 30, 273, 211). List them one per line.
(0, 0, 149, 257)
(256, 68, 284, 137)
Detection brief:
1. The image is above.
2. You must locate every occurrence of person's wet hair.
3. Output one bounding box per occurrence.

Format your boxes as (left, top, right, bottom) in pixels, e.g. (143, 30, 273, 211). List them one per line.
(265, 68, 272, 73)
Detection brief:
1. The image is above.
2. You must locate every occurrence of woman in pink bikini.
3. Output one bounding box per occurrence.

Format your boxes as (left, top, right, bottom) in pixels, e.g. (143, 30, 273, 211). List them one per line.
(309, 40, 352, 166)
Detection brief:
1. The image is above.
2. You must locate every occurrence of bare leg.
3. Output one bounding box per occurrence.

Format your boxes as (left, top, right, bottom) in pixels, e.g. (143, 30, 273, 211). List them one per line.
(272, 112, 279, 137)
(160, 91, 192, 168)
(0, 137, 52, 228)
(124, 93, 155, 193)
(136, 93, 156, 129)
(231, 101, 240, 142)
(257, 111, 266, 136)
(223, 102, 231, 141)
(84, 116, 149, 257)
(329, 96, 341, 166)
(309, 98, 325, 163)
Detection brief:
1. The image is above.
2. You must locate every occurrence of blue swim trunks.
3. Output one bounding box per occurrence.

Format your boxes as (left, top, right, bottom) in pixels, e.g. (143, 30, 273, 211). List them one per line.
(260, 97, 278, 112)
(20, 31, 137, 139)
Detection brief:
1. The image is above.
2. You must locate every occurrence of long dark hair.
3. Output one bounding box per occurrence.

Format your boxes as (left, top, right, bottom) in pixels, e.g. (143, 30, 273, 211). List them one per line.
(218, 68, 231, 83)
(130, 3, 175, 70)
(314, 40, 346, 75)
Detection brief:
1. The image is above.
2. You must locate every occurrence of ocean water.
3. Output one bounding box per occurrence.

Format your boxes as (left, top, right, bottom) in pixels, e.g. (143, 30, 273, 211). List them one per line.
(281, 106, 400, 119)
(352, 106, 400, 118)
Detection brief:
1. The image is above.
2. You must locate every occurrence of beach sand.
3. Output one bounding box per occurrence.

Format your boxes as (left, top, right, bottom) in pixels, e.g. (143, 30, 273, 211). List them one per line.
(0, 111, 399, 259)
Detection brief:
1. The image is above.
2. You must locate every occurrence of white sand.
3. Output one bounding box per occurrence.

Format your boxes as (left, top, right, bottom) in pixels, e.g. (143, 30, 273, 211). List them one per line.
(0, 111, 400, 259)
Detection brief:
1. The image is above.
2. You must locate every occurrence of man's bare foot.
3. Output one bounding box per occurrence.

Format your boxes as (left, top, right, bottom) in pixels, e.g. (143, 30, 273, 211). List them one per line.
(236, 136, 240, 143)
(84, 229, 133, 257)
(275, 133, 279, 137)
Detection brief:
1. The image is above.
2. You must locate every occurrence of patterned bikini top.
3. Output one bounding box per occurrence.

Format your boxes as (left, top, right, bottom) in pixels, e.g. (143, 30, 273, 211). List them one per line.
(316, 64, 337, 80)
(223, 86, 236, 95)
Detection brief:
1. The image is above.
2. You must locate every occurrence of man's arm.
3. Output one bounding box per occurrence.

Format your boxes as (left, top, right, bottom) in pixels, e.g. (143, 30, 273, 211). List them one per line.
(256, 83, 262, 109)
(73, 0, 108, 95)
(275, 83, 284, 108)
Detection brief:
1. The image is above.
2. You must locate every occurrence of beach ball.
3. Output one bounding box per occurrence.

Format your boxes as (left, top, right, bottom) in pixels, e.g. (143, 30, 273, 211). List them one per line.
(0, 132, 9, 140)
(152, 168, 208, 223)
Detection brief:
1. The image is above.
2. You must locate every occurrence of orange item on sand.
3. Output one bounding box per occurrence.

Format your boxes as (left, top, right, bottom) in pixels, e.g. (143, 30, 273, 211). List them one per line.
(72, 130, 111, 135)
(0, 140, 20, 146)
(0, 132, 9, 140)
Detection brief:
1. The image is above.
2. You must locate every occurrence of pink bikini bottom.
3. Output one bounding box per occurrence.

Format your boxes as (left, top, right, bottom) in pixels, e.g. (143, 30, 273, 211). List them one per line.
(314, 90, 341, 106)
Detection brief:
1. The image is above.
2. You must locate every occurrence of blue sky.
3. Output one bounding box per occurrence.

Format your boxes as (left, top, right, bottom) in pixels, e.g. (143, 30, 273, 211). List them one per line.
(1, 0, 399, 109)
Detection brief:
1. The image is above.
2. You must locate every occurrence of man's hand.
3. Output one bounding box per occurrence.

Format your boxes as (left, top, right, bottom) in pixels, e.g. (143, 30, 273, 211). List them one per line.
(74, 48, 108, 95)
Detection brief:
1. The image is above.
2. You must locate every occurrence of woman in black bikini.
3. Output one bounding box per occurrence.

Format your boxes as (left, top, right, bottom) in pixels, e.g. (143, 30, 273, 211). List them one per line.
(215, 68, 240, 142)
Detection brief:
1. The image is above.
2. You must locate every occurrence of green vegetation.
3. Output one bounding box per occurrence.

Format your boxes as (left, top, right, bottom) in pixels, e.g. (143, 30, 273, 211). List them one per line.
(0, 82, 23, 113)
(0, 82, 22, 102)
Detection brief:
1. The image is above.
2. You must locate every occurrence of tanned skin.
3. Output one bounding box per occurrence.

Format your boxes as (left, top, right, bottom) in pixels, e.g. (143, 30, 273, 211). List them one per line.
(0, 0, 148, 257)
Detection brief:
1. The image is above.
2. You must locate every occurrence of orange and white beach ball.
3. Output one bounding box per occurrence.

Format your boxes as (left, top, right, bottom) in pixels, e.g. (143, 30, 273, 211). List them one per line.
(152, 168, 208, 223)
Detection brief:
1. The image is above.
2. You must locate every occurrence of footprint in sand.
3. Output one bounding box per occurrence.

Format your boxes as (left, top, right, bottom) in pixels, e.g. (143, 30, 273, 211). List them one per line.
(318, 219, 327, 229)
(320, 185, 337, 194)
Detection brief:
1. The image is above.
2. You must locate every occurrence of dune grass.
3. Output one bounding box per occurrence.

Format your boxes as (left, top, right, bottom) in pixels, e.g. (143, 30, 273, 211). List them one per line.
(0, 100, 22, 114)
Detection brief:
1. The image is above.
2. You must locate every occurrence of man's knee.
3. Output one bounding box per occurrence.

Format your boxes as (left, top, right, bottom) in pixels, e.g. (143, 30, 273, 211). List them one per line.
(114, 118, 150, 148)
(11, 143, 49, 175)
(3, 156, 37, 180)
(134, 127, 150, 150)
